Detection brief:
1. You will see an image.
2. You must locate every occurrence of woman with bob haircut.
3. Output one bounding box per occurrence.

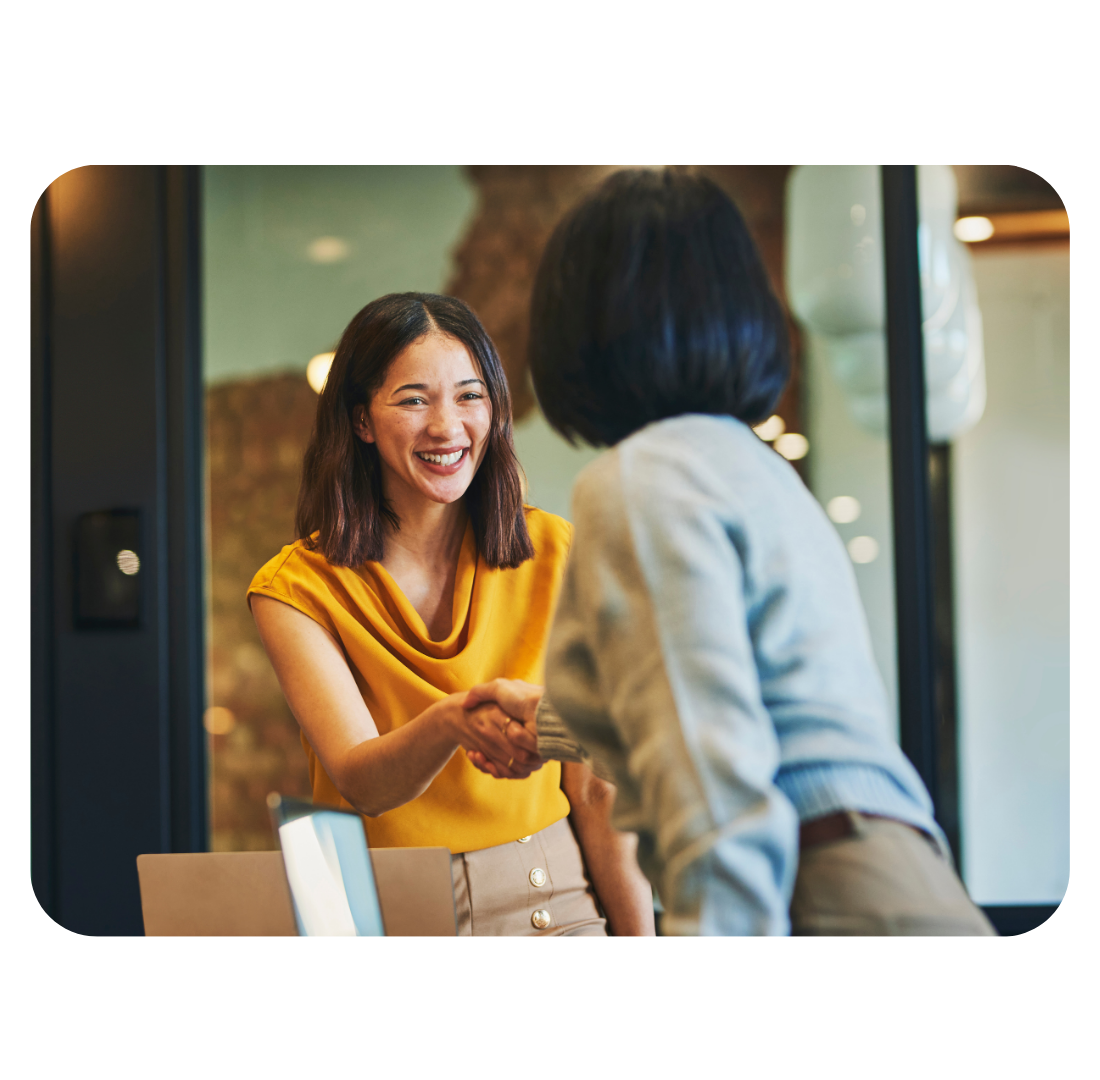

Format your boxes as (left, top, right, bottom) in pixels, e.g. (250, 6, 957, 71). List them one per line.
(465, 169, 994, 936)
(248, 292, 655, 936)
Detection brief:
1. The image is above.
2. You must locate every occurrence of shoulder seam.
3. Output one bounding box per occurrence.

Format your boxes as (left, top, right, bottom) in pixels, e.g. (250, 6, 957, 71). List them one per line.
(253, 541, 306, 592)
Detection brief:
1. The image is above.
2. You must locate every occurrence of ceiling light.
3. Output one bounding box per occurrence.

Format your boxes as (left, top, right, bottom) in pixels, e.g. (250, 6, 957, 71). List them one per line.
(306, 236, 351, 264)
(954, 216, 995, 243)
(307, 352, 335, 394)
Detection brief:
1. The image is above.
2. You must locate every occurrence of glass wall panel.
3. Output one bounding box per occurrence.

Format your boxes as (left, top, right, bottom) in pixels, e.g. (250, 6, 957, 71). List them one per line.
(802, 330, 899, 727)
(954, 244, 1069, 904)
(791, 165, 1070, 905)
(787, 166, 901, 731)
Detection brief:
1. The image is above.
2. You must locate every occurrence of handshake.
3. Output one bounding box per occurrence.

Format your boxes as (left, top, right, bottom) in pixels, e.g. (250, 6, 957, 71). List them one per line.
(460, 678, 546, 781)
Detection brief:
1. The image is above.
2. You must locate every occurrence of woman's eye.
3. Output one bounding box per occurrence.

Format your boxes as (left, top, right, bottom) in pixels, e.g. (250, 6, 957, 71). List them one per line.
(400, 397, 426, 406)
(460, 392, 484, 401)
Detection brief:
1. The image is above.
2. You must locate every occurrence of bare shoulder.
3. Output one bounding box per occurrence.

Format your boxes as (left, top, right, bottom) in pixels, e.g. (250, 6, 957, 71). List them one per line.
(250, 591, 341, 654)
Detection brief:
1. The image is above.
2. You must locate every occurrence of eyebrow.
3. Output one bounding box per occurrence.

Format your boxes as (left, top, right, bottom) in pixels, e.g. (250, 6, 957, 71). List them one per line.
(390, 378, 486, 394)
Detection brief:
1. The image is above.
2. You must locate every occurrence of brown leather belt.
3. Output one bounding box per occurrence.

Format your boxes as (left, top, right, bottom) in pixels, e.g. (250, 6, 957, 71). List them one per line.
(799, 810, 922, 849)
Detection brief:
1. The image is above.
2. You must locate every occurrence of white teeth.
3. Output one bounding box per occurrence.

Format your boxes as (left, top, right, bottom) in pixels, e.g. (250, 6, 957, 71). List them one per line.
(418, 450, 464, 465)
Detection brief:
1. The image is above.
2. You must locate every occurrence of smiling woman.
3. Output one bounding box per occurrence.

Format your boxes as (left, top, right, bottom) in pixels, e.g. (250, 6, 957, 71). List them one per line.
(245, 292, 655, 936)
(294, 293, 531, 570)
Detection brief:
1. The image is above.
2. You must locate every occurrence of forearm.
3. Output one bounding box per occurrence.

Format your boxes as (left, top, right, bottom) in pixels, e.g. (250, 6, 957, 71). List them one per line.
(562, 763, 656, 936)
(331, 705, 460, 818)
(574, 816, 655, 936)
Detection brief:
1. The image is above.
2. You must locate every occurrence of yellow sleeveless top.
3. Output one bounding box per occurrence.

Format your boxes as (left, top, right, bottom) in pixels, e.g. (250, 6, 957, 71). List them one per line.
(246, 507, 572, 854)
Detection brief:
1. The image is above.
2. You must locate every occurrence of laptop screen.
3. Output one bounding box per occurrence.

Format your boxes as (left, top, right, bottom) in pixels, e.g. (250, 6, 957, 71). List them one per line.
(268, 795, 385, 936)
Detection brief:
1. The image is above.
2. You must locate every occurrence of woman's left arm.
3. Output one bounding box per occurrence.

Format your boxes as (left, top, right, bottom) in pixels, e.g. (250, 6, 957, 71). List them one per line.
(560, 761, 655, 936)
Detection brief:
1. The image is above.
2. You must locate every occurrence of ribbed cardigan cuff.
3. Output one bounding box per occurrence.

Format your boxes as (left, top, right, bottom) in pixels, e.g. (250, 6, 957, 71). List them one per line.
(777, 761, 945, 847)
(535, 697, 615, 783)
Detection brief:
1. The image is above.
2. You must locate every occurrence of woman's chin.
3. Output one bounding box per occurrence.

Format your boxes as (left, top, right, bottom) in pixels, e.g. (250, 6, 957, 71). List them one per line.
(416, 476, 474, 506)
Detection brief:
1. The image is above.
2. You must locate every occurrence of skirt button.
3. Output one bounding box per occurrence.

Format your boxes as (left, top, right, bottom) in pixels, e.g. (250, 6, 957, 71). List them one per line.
(531, 908, 551, 930)
(529, 867, 547, 887)
(517, 835, 532, 843)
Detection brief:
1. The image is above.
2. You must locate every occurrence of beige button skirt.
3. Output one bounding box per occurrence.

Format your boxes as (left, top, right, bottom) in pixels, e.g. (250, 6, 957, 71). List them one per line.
(450, 815, 607, 936)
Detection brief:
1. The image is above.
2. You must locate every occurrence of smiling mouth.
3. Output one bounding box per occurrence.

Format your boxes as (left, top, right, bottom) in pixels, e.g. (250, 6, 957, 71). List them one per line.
(415, 448, 468, 467)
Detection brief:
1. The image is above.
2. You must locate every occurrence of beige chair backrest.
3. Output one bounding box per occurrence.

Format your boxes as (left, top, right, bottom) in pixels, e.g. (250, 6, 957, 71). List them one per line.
(137, 847, 456, 936)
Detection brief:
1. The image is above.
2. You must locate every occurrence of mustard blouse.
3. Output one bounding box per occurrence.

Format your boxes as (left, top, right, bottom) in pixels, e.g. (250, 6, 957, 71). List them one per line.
(246, 508, 573, 854)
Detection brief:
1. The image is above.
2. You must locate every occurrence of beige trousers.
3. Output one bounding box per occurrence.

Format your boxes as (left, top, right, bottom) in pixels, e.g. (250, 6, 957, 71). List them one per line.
(450, 816, 608, 936)
(790, 812, 996, 936)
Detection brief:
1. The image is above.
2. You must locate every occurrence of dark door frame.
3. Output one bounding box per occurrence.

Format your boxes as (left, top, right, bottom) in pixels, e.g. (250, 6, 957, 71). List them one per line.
(31, 166, 207, 933)
(880, 165, 1053, 937)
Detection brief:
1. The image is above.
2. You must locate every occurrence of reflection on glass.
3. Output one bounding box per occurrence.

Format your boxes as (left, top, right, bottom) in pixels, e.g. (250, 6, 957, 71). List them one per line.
(786, 165, 986, 443)
(275, 805, 385, 937)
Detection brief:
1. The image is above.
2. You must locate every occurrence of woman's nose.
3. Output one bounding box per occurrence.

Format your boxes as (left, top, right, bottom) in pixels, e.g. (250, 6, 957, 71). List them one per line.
(425, 401, 464, 439)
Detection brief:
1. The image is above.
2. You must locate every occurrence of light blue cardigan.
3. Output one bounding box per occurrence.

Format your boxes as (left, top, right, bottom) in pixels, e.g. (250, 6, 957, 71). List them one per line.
(540, 414, 943, 935)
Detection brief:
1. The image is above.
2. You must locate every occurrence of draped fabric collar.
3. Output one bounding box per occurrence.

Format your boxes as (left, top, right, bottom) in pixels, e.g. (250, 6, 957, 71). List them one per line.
(350, 520, 479, 662)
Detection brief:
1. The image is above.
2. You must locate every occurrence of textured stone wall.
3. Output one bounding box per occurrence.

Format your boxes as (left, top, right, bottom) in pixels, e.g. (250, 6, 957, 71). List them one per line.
(206, 374, 316, 851)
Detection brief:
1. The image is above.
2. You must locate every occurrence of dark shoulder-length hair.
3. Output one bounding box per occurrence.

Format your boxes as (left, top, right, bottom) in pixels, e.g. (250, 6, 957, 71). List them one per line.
(295, 292, 533, 569)
(528, 168, 790, 447)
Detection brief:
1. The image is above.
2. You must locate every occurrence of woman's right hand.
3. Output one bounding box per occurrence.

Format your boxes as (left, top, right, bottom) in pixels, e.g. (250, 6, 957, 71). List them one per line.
(431, 692, 542, 780)
(460, 679, 545, 780)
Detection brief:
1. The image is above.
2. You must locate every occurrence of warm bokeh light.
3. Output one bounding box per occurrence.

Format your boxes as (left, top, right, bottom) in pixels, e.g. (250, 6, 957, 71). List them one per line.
(847, 536, 879, 564)
(774, 432, 809, 460)
(307, 352, 335, 394)
(752, 415, 786, 442)
(954, 216, 995, 243)
(116, 549, 140, 575)
(826, 495, 862, 524)
(306, 236, 351, 263)
(204, 706, 236, 736)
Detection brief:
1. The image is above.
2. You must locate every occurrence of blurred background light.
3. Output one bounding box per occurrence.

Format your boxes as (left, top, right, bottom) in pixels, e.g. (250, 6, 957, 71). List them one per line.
(847, 535, 879, 564)
(954, 216, 995, 243)
(306, 236, 351, 264)
(116, 549, 140, 575)
(826, 495, 862, 523)
(307, 352, 335, 394)
(752, 414, 786, 441)
(204, 706, 237, 736)
(774, 432, 810, 460)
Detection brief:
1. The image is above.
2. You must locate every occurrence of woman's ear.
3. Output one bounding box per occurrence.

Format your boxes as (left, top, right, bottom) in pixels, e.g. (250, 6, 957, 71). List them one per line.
(352, 404, 375, 444)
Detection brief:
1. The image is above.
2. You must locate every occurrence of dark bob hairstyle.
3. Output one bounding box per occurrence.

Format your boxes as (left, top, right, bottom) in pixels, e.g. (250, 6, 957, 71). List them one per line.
(295, 292, 534, 569)
(528, 168, 790, 447)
